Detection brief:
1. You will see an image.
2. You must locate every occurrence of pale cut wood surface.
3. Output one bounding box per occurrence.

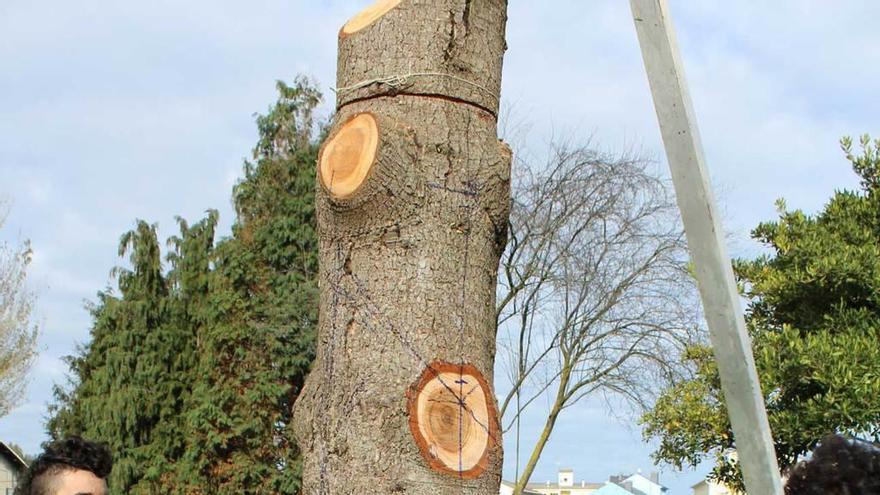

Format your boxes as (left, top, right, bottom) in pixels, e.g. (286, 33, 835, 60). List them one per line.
(417, 373, 489, 472)
(341, 0, 402, 35)
(409, 364, 496, 478)
(319, 112, 379, 199)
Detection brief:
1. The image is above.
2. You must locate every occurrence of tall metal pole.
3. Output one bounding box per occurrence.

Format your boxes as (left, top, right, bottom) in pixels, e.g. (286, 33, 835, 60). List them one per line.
(628, 1, 783, 494)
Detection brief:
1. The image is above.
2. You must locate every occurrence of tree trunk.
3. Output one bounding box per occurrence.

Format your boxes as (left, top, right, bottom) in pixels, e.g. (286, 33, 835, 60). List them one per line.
(513, 367, 569, 495)
(292, 1, 510, 494)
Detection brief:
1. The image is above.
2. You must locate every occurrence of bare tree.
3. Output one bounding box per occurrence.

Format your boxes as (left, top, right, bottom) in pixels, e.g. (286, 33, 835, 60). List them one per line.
(495, 142, 701, 494)
(0, 199, 39, 417)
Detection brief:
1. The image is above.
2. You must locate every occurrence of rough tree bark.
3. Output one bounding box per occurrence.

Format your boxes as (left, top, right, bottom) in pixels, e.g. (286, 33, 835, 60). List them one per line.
(292, 1, 510, 494)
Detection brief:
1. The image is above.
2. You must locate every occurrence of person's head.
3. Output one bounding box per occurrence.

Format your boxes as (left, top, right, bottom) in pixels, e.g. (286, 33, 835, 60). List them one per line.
(785, 434, 880, 495)
(17, 436, 112, 495)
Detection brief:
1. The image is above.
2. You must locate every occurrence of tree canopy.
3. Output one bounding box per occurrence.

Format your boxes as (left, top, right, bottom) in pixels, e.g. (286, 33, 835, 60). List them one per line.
(642, 135, 880, 489)
(0, 201, 39, 417)
(48, 77, 321, 494)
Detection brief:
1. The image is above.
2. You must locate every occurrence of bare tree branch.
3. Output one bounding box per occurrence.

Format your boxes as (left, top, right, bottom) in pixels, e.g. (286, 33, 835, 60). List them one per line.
(496, 142, 704, 494)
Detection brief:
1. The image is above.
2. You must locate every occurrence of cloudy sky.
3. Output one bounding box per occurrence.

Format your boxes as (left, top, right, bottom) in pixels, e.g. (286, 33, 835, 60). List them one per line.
(1, 1, 878, 493)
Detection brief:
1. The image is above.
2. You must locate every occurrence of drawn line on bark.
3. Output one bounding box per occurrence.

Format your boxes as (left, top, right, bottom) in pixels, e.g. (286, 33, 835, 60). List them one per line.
(457, 210, 474, 475)
(316, 184, 339, 495)
(457, 205, 476, 476)
(331, 275, 497, 444)
(331, 279, 468, 407)
(316, 243, 347, 495)
(337, 272, 505, 468)
(325, 164, 501, 478)
(458, 114, 475, 476)
(333, 235, 488, 431)
(427, 182, 478, 197)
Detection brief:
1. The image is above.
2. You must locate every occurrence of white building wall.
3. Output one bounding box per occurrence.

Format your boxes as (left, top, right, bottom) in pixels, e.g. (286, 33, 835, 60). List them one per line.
(0, 456, 18, 493)
(625, 474, 662, 495)
(692, 480, 739, 495)
(692, 482, 710, 495)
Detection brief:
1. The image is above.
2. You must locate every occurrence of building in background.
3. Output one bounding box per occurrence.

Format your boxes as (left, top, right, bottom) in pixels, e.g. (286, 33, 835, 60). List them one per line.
(691, 479, 740, 495)
(592, 483, 642, 495)
(501, 469, 666, 495)
(0, 441, 28, 495)
(610, 472, 666, 495)
(500, 480, 541, 495)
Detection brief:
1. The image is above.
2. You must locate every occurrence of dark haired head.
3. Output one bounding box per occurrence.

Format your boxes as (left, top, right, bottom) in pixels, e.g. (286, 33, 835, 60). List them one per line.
(785, 434, 880, 495)
(16, 436, 112, 495)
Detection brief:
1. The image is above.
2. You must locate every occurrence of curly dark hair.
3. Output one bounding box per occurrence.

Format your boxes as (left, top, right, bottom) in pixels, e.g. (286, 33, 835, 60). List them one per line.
(785, 434, 880, 495)
(16, 436, 112, 495)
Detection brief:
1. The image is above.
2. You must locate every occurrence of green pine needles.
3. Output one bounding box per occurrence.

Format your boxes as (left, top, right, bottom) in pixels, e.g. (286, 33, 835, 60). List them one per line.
(48, 77, 322, 494)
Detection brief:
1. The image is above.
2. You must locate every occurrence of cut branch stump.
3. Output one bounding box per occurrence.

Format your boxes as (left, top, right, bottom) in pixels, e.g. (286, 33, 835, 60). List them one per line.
(293, 1, 510, 494)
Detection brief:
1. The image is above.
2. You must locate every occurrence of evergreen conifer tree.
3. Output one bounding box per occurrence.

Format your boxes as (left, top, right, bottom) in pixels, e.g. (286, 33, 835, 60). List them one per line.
(49, 221, 182, 492)
(50, 78, 321, 494)
(173, 78, 320, 494)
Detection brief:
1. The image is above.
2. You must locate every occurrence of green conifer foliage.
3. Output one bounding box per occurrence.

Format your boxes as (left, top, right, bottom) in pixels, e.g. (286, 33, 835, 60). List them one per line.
(49, 78, 321, 494)
(174, 78, 320, 494)
(49, 221, 182, 492)
(141, 212, 219, 493)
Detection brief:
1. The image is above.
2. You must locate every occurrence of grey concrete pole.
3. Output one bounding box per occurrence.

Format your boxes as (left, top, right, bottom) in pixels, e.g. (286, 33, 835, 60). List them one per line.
(628, 1, 783, 494)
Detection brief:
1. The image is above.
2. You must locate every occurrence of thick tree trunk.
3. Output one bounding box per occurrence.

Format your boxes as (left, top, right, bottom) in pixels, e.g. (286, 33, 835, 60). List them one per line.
(292, 1, 510, 494)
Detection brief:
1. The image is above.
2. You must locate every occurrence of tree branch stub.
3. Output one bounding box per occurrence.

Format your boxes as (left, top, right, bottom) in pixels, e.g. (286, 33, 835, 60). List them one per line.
(293, 1, 509, 492)
(318, 112, 379, 199)
(408, 361, 499, 479)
